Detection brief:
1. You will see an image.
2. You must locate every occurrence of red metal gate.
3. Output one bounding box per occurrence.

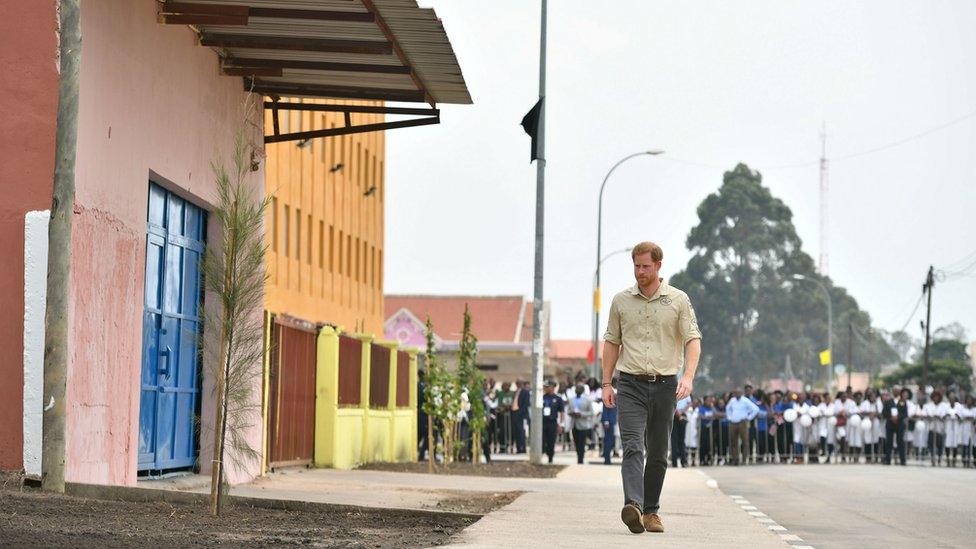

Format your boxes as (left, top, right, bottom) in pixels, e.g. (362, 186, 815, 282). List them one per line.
(268, 316, 317, 468)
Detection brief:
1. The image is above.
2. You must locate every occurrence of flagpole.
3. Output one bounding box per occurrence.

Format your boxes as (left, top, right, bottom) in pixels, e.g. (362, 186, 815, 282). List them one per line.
(529, 0, 547, 465)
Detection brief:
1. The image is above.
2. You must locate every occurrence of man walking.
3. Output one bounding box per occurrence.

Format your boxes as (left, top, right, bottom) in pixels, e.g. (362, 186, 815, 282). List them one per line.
(726, 388, 760, 465)
(541, 379, 565, 464)
(569, 382, 597, 464)
(603, 242, 702, 534)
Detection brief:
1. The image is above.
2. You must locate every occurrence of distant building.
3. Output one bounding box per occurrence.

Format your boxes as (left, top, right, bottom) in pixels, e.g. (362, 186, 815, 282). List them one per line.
(549, 339, 597, 382)
(385, 295, 552, 382)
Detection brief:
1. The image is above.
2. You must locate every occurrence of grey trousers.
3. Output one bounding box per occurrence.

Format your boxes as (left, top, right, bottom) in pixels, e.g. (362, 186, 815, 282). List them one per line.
(617, 373, 677, 514)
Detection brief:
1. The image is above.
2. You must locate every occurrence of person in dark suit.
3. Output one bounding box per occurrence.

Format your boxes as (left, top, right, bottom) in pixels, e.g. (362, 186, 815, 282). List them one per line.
(513, 380, 531, 453)
(883, 388, 909, 465)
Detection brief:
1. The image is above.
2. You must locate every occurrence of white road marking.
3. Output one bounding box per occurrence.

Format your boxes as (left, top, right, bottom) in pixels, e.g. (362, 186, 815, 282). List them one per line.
(700, 470, 814, 548)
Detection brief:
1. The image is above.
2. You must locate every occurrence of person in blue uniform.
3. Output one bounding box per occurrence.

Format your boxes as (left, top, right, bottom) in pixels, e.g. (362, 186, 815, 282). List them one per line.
(542, 379, 565, 464)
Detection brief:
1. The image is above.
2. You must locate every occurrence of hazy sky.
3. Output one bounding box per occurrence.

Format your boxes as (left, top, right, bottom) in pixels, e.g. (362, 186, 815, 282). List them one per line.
(385, 1, 976, 345)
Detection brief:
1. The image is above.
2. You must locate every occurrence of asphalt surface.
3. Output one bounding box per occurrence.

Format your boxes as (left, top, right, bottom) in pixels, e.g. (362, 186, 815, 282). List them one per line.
(707, 464, 975, 548)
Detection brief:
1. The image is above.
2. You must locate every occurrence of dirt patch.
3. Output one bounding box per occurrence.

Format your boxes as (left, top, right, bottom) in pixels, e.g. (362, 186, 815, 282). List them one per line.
(0, 471, 25, 491)
(359, 461, 565, 478)
(0, 485, 476, 548)
(423, 490, 522, 515)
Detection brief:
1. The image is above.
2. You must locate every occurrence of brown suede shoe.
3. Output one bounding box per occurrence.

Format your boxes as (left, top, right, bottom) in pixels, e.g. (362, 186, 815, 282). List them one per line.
(620, 503, 645, 534)
(643, 513, 664, 533)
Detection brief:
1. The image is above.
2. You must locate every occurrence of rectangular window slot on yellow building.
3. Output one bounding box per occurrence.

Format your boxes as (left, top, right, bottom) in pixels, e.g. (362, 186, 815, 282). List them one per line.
(283, 205, 290, 258)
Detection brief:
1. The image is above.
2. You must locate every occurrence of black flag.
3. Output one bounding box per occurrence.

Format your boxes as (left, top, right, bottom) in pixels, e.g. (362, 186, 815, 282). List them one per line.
(520, 97, 544, 162)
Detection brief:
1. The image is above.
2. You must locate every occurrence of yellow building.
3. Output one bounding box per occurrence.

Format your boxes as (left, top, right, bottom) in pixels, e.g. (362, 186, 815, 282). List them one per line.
(234, 0, 471, 475)
(264, 99, 386, 334)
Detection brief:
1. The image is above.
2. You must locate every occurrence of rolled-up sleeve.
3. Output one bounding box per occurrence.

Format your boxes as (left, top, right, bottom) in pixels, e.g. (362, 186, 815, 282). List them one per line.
(603, 296, 622, 345)
(679, 294, 701, 345)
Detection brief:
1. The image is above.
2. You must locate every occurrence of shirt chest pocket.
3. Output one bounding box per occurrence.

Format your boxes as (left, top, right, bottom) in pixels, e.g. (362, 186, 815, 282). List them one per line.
(654, 301, 679, 329)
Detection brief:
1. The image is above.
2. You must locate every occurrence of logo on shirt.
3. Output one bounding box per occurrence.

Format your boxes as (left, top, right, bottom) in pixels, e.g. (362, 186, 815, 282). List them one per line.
(660, 296, 672, 305)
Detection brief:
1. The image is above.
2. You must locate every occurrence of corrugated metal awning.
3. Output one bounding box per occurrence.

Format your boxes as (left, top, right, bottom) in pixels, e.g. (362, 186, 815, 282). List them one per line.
(159, 0, 471, 105)
(159, 1, 471, 142)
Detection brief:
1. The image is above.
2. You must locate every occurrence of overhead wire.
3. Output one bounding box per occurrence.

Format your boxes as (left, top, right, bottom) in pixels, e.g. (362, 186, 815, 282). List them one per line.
(663, 106, 976, 172)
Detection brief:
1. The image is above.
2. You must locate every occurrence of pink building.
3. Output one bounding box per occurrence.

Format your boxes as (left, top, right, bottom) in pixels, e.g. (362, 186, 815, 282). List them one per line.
(384, 295, 553, 381)
(5, 0, 471, 489)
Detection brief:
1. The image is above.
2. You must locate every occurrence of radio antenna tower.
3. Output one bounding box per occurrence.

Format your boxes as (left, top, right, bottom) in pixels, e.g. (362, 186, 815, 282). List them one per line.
(818, 122, 829, 276)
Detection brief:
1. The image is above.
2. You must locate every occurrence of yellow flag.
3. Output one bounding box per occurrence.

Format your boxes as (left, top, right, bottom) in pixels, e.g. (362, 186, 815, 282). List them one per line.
(819, 349, 831, 366)
(593, 287, 601, 312)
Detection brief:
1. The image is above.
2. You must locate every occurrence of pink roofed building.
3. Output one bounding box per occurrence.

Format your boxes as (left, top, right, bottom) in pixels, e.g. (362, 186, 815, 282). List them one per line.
(384, 295, 554, 382)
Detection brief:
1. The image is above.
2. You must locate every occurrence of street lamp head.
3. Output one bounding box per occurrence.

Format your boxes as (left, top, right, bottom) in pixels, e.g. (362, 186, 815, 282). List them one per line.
(645, 149, 665, 156)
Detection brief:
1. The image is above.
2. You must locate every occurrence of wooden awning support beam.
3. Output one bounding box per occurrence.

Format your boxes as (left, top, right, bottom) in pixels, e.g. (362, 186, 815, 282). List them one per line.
(201, 34, 391, 55)
(158, 2, 376, 25)
(223, 57, 412, 75)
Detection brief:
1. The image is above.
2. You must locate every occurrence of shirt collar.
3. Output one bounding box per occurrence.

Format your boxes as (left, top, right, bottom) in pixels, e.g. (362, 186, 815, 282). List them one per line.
(630, 278, 670, 300)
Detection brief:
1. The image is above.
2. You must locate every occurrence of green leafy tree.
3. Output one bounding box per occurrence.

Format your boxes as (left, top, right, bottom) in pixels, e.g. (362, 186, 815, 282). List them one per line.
(421, 317, 462, 469)
(671, 163, 897, 389)
(456, 305, 486, 464)
(882, 359, 972, 392)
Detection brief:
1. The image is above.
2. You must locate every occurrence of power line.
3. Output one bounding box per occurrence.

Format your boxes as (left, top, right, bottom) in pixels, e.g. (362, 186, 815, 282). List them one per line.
(895, 292, 926, 334)
(833, 107, 976, 162)
(670, 106, 976, 172)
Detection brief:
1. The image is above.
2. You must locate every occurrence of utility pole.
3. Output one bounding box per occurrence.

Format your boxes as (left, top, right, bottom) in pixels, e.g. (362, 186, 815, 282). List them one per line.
(921, 265, 935, 389)
(818, 123, 829, 276)
(528, 0, 547, 465)
(847, 322, 853, 390)
(42, 0, 81, 493)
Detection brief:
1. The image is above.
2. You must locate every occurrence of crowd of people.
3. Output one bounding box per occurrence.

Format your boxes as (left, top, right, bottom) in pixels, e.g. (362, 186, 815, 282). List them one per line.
(501, 378, 974, 466)
(419, 372, 976, 469)
(669, 384, 975, 468)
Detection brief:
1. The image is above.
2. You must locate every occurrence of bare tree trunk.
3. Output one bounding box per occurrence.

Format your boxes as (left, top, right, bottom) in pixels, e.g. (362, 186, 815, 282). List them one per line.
(210, 199, 239, 517)
(427, 415, 434, 473)
(209, 322, 229, 517)
(472, 431, 481, 466)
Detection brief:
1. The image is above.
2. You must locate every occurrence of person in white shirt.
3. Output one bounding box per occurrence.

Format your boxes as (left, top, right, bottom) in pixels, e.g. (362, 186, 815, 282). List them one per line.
(819, 393, 836, 464)
(911, 393, 929, 462)
(847, 392, 864, 463)
(830, 392, 847, 462)
(873, 392, 886, 464)
(945, 393, 964, 467)
(922, 391, 950, 466)
(568, 382, 597, 464)
(684, 398, 700, 466)
(860, 390, 879, 463)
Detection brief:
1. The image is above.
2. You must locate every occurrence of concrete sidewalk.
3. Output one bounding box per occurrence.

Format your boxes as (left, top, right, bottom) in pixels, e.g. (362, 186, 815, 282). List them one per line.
(443, 462, 789, 548)
(139, 454, 790, 546)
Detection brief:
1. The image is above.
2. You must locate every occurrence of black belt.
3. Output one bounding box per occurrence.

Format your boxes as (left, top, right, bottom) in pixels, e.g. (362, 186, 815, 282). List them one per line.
(620, 372, 676, 383)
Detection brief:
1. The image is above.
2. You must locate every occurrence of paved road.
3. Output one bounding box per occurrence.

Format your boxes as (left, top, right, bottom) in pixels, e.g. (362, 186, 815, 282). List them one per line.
(707, 464, 974, 548)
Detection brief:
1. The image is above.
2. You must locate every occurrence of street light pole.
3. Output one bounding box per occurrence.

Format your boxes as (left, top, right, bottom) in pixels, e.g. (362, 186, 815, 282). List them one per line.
(592, 151, 663, 379)
(791, 274, 832, 390)
(590, 248, 632, 376)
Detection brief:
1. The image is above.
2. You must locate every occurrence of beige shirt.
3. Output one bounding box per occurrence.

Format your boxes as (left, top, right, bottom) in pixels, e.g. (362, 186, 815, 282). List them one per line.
(604, 280, 701, 376)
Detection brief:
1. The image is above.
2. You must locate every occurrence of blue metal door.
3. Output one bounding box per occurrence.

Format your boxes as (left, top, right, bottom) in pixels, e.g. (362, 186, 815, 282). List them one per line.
(139, 183, 206, 471)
